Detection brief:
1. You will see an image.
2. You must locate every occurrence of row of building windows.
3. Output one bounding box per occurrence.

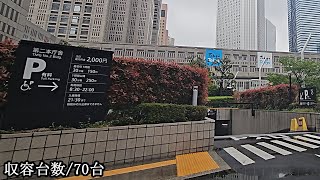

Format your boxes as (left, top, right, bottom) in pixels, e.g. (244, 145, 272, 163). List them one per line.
(0, 2, 20, 23)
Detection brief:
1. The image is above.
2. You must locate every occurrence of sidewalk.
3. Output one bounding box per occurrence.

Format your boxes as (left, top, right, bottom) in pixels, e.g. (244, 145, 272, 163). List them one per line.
(60, 151, 231, 180)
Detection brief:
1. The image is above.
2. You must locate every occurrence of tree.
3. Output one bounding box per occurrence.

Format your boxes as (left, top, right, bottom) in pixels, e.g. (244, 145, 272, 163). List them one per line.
(267, 73, 290, 85)
(0, 39, 17, 107)
(280, 57, 320, 87)
(189, 56, 206, 68)
(212, 58, 235, 95)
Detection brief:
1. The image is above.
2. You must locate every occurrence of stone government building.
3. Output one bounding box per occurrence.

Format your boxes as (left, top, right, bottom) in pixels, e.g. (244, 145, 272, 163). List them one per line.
(69, 41, 320, 92)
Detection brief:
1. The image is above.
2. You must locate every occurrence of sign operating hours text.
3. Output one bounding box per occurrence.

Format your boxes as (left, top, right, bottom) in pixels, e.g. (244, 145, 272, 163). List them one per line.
(64, 54, 110, 108)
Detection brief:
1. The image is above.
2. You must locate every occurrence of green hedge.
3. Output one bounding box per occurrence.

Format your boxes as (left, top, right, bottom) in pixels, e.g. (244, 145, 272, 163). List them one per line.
(207, 96, 235, 108)
(106, 103, 208, 126)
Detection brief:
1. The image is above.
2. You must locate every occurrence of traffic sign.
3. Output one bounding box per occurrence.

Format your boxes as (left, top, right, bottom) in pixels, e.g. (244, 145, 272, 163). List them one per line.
(299, 87, 317, 106)
(5, 40, 113, 129)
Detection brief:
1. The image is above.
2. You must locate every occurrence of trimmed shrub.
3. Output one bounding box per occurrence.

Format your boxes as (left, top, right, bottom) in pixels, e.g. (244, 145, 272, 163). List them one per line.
(106, 103, 208, 126)
(235, 84, 299, 110)
(108, 58, 209, 108)
(207, 96, 235, 108)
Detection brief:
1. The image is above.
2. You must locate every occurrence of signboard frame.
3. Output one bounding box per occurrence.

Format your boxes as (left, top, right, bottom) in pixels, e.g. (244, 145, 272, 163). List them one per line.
(205, 49, 223, 67)
(299, 87, 317, 106)
(257, 52, 273, 69)
(5, 40, 113, 129)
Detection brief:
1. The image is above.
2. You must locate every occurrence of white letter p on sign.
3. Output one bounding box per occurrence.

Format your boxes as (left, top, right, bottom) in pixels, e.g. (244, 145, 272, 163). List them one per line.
(23, 58, 46, 79)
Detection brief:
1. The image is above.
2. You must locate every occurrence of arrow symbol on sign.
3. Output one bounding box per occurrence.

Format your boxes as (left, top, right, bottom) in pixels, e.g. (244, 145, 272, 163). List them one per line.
(38, 82, 58, 91)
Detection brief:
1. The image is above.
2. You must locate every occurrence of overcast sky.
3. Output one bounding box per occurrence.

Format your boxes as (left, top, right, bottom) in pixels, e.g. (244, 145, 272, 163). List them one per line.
(162, 0, 289, 52)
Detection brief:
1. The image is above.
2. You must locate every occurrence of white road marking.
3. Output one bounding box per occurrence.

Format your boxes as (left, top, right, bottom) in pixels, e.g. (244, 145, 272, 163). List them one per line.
(283, 138, 319, 149)
(224, 147, 255, 166)
(241, 144, 275, 160)
(294, 136, 320, 145)
(303, 134, 320, 140)
(271, 140, 307, 152)
(257, 142, 292, 156)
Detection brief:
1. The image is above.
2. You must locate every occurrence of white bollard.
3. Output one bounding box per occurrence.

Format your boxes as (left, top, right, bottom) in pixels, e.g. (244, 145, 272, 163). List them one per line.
(192, 86, 198, 106)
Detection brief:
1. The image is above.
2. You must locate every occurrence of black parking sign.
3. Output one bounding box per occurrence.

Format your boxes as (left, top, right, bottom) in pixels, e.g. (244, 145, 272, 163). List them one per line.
(5, 40, 113, 129)
(299, 87, 317, 106)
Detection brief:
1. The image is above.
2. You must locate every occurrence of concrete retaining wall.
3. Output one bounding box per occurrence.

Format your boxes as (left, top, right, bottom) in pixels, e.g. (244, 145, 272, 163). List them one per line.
(0, 119, 215, 179)
(230, 109, 320, 135)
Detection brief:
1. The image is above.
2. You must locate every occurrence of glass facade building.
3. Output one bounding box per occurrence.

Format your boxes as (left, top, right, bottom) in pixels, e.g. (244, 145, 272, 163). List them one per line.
(288, 0, 320, 53)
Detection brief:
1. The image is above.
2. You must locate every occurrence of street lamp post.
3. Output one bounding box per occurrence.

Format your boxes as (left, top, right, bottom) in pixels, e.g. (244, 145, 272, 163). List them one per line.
(288, 71, 292, 103)
(259, 59, 267, 89)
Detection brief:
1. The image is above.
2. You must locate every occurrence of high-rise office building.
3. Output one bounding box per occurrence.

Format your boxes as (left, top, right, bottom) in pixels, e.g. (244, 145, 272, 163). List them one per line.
(159, 3, 168, 45)
(168, 36, 175, 46)
(216, 0, 266, 51)
(151, 0, 162, 45)
(265, 19, 276, 51)
(104, 0, 154, 44)
(28, 0, 155, 44)
(288, 0, 320, 53)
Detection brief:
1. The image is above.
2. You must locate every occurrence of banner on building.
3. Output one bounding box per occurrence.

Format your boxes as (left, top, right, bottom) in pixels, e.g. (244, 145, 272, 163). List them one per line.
(257, 52, 273, 68)
(205, 49, 222, 67)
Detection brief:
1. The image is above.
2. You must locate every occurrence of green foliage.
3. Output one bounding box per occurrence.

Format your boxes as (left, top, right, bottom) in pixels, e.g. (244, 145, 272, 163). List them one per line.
(189, 56, 207, 68)
(106, 103, 208, 126)
(280, 57, 320, 88)
(212, 58, 236, 93)
(235, 84, 299, 110)
(208, 96, 233, 100)
(267, 73, 290, 85)
(207, 96, 235, 108)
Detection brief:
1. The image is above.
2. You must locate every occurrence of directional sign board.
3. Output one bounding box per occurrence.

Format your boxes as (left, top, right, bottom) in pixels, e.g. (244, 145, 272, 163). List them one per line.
(299, 87, 317, 106)
(205, 49, 222, 67)
(6, 40, 113, 129)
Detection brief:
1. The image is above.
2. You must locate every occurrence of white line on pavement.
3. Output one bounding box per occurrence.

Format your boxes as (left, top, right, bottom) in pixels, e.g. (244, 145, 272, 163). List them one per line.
(303, 134, 320, 140)
(241, 144, 275, 160)
(294, 136, 320, 145)
(283, 138, 319, 149)
(257, 142, 292, 156)
(271, 140, 307, 152)
(223, 147, 255, 166)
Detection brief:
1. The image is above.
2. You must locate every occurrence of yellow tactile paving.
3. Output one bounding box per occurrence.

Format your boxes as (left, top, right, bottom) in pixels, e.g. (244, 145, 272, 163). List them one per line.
(176, 152, 219, 177)
(59, 159, 176, 180)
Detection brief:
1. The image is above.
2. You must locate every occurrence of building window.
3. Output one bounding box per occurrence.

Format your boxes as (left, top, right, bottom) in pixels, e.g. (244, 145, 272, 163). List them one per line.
(58, 27, 66, 34)
(49, 15, 58, 21)
(84, 6, 92, 13)
(70, 27, 78, 35)
(60, 15, 69, 22)
(51, 3, 60, 10)
(161, 10, 166, 17)
(74, 5, 81, 12)
(82, 17, 90, 24)
(63, 3, 71, 11)
(72, 16, 79, 23)
(47, 26, 55, 33)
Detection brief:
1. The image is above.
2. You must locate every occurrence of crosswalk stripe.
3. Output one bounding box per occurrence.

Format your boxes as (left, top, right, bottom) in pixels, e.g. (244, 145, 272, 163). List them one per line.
(257, 142, 292, 156)
(271, 140, 307, 152)
(282, 138, 319, 149)
(223, 147, 255, 166)
(241, 144, 275, 160)
(303, 134, 320, 140)
(294, 136, 320, 145)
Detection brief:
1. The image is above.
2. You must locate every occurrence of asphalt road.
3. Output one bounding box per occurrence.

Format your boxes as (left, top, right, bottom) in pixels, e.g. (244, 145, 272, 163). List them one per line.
(211, 133, 320, 180)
